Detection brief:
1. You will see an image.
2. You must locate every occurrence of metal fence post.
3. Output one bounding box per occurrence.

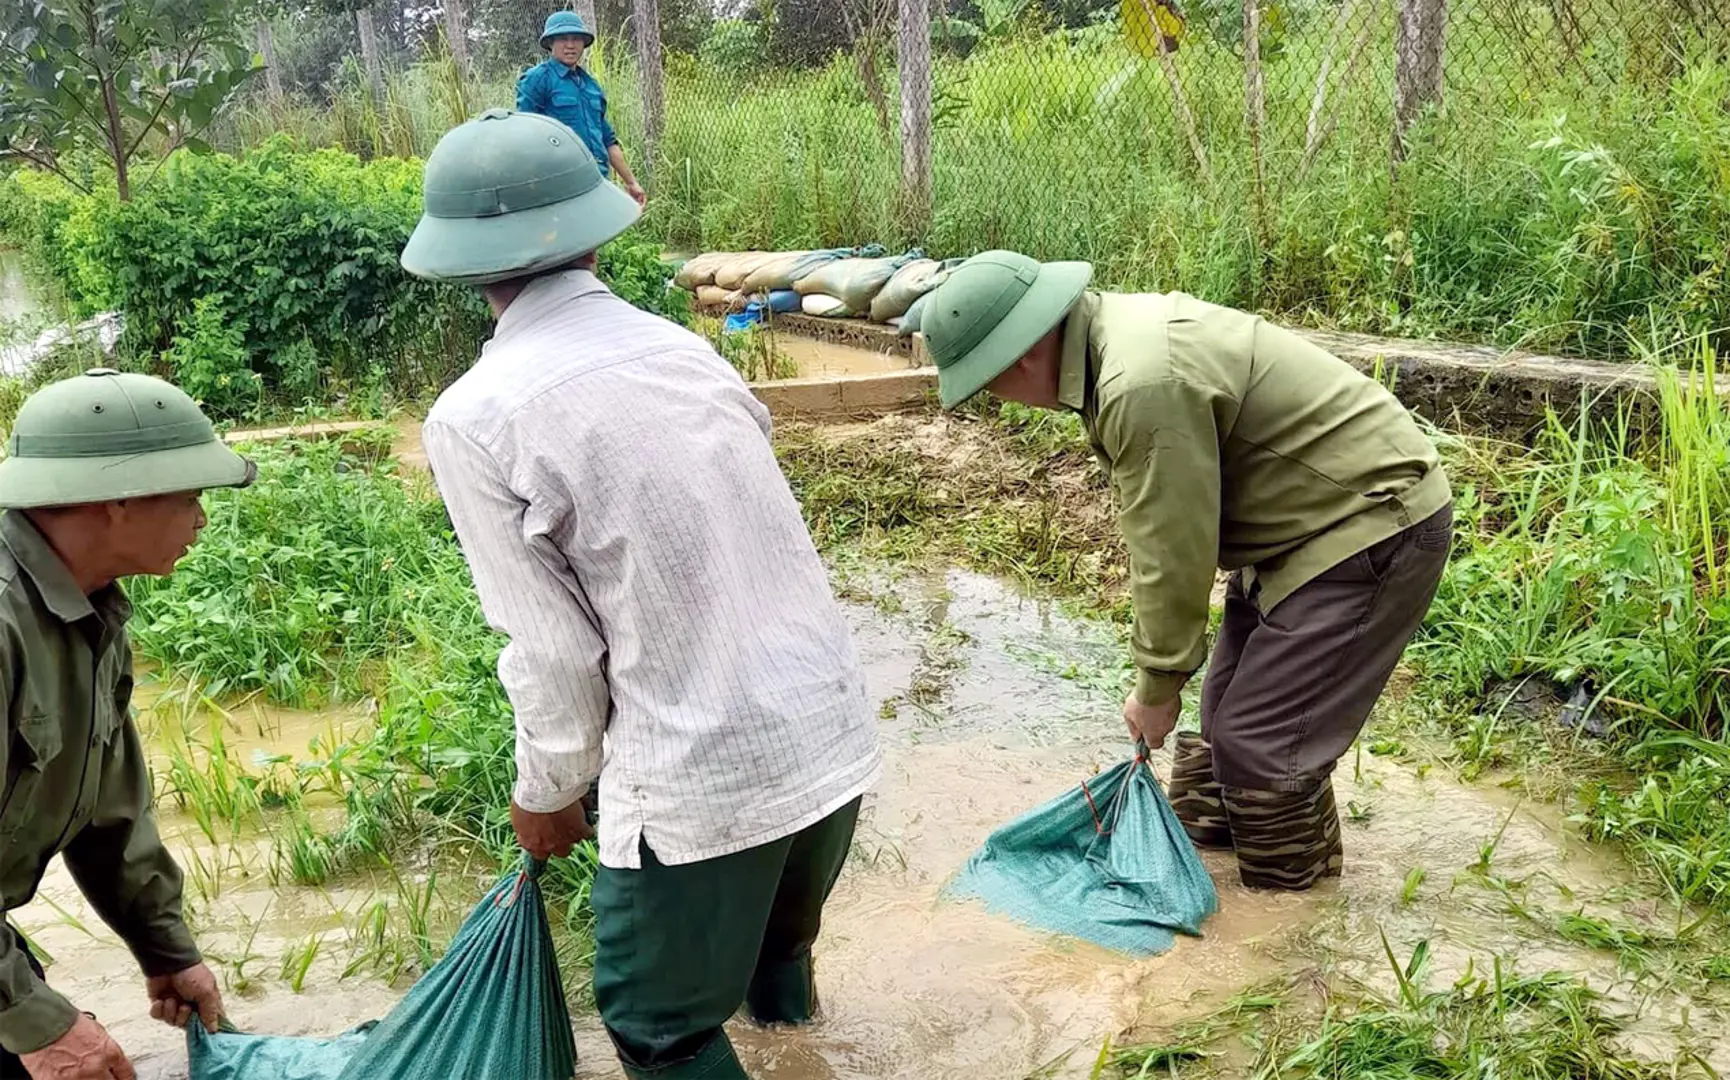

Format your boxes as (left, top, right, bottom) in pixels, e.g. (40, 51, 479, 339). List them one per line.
(898, 0, 933, 237)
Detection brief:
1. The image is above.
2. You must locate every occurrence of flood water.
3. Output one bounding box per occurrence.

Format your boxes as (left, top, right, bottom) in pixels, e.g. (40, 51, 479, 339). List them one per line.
(0, 248, 41, 322)
(779, 335, 919, 379)
(13, 562, 1726, 1079)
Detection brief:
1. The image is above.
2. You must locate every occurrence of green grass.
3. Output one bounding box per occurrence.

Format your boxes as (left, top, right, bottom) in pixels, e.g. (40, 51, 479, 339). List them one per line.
(629, 24, 1730, 359)
(1112, 940, 1717, 1079)
(131, 435, 599, 984)
(196, 11, 1730, 362)
(691, 315, 800, 381)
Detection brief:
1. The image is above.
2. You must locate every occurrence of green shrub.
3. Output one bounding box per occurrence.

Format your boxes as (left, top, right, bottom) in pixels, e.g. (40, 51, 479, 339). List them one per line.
(1, 139, 692, 417)
(697, 20, 762, 74)
(162, 294, 260, 417)
(595, 233, 689, 326)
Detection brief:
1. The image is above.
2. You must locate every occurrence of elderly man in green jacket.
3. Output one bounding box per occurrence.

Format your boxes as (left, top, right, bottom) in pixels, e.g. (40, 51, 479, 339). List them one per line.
(0, 369, 250, 1078)
(921, 251, 1453, 890)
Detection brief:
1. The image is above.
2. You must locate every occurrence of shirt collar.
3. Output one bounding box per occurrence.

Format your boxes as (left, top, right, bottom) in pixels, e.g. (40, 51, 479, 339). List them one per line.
(1057, 291, 1100, 412)
(2, 509, 98, 623)
(489, 269, 611, 349)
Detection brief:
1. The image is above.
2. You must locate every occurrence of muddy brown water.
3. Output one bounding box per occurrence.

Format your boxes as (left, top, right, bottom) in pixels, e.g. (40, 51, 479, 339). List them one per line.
(15, 567, 1726, 1079)
(778, 337, 917, 380)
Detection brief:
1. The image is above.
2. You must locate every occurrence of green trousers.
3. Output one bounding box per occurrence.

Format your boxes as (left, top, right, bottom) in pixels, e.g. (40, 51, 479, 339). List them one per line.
(591, 799, 861, 1079)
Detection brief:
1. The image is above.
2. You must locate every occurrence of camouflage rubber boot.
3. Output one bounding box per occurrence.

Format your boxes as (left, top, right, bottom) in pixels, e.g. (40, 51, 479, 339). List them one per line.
(1167, 732, 1233, 850)
(1221, 781, 1344, 891)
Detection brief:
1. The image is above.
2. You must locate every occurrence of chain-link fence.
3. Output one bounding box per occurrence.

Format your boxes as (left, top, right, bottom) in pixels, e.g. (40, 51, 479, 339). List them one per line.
(590, 0, 1729, 350)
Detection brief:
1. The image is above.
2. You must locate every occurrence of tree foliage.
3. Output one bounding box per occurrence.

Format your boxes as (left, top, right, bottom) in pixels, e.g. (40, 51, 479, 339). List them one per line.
(0, 0, 260, 200)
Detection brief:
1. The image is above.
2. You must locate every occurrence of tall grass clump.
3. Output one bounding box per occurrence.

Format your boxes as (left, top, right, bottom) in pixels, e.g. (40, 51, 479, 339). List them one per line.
(1412, 345, 1730, 908)
(130, 435, 600, 958)
(622, 23, 1730, 359)
(1114, 940, 1716, 1078)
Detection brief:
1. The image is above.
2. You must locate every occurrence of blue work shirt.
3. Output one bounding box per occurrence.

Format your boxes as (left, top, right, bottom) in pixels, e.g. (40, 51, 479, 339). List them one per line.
(515, 59, 617, 175)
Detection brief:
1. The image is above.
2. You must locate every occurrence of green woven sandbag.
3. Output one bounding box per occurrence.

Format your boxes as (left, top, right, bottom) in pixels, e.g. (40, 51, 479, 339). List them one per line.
(188, 857, 575, 1080)
(946, 745, 1218, 955)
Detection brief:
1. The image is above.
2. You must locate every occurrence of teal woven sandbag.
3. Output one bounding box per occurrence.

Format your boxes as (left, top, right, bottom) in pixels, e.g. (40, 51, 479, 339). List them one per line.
(947, 751, 1218, 954)
(187, 1022, 373, 1079)
(187, 857, 576, 1080)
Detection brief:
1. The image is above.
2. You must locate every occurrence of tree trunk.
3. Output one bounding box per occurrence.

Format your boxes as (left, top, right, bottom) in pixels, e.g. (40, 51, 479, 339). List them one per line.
(632, 0, 664, 179)
(897, 0, 932, 234)
(102, 73, 130, 202)
(356, 5, 385, 106)
(443, 0, 471, 73)
(1392, 0, 1446, 164)
(572, 0, 598, 66)
(257, 18, 285, 105)
(83, 3, 131, 200)
(572, 0, 598, 34)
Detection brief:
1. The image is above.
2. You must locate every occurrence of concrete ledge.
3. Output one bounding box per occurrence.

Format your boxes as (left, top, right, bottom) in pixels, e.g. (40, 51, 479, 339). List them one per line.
(753, 369, 938, 419)
(700, 293, 1676, 436)
(915, 323, 1669, 437)
(223, 420, 383, 445)
(1299, 328, 1668, 436)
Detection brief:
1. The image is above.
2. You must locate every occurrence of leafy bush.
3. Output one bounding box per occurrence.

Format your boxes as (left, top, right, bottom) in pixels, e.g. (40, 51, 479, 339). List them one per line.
(162, 294, 260, 417)
(595, 233, 689, 325)
(697, 20, 763, 74)
(1, 140, 692, 417)
(49, 139, 487, 409)
(128, 435, 468, 704)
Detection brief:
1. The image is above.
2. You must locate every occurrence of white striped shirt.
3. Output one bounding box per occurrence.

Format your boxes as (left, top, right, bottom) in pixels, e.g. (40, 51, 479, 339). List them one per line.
(421, 270, 881, 869)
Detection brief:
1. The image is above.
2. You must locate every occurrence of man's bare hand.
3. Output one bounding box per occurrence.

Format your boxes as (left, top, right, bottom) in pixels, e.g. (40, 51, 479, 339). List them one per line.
(1124, 692, 1182, 751)
(511, 796, 595, 860)
(145, 962, 223, 1034)
(19, 1014, 134, 1080)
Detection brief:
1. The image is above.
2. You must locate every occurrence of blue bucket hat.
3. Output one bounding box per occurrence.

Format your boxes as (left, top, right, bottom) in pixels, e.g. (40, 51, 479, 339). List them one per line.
(539, 11, 595, 49)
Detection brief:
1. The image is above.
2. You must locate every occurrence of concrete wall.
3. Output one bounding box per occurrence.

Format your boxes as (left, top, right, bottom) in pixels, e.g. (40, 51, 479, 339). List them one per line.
(744, 313, 1680, 438)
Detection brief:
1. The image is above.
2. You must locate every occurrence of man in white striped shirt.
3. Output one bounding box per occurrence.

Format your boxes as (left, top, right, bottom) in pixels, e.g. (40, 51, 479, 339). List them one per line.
(401, 110, 881, 1079)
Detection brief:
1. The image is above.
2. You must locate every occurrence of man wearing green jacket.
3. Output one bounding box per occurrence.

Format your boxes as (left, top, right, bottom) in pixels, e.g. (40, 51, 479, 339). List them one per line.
(920, 251, 1453, 890)
(0, 370, 250, 1078)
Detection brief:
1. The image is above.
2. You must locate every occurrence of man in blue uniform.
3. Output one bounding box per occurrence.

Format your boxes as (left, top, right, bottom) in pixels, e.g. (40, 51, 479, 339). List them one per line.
(516, 11, 648, 207)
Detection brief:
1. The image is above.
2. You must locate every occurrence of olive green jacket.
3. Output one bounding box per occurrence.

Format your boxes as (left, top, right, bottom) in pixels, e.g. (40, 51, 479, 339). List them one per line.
(1059, 292, 1452, 707)
(0, 511, 199, 1055)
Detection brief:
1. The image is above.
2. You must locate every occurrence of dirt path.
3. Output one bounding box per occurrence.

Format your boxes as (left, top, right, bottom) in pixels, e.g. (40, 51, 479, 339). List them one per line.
(15, 567, 1724, 1079)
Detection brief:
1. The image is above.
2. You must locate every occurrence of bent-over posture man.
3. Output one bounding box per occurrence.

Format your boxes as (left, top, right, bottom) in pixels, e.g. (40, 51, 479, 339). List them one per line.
(0, 370, 248, 1079)
(919, 250, 1453, 891)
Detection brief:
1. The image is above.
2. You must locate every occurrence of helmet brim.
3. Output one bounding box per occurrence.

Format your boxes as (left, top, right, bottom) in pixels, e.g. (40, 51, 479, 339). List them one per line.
(935, 261, 1093, 410)
(0, 438, 254, 509)
(540, 31, 595, 48)
(400, 180, 643, 286)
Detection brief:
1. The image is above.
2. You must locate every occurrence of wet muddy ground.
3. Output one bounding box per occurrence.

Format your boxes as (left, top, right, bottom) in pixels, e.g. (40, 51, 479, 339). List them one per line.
(15, 565, 1727, 1078)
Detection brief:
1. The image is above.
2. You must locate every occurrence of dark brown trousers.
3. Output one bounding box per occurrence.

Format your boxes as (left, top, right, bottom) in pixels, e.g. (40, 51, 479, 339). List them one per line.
(1200, 506, 1453, 793)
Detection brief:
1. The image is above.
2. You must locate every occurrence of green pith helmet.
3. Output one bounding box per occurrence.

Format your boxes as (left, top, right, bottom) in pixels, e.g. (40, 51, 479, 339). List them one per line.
(920, 250, 1093, 409)
(539, 10, 595, 48)
(400, 109, 640, 286)
(0, 369, 254, 509)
